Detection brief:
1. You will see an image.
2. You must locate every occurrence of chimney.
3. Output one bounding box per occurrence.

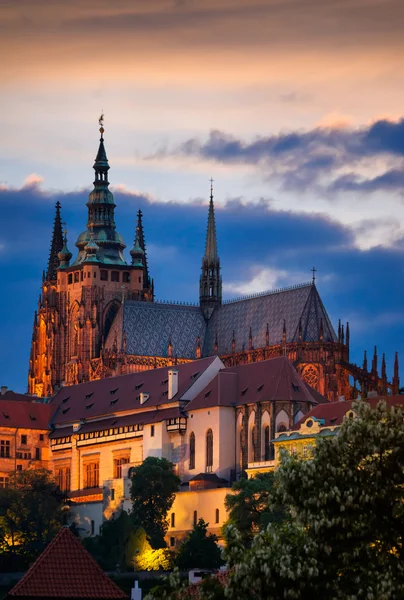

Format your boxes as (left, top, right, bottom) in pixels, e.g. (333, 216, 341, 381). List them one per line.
(1, 386, 8, 396)
(168, 369, 179, 400)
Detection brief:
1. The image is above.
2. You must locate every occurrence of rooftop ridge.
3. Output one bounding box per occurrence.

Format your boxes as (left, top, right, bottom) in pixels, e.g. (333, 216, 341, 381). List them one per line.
(154, 299, 200, 307)
(222, 281, 312, 305)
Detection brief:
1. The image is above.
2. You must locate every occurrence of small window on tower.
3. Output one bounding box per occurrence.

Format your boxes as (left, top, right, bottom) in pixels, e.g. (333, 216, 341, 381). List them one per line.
(100, 270, 108, 281)
(111, 271, 119, 282)
(80, 271, 84, 281)
(138, 277, 141, 283)
(68, 274, 73, 285)
(74, 272, 79, 283)
(123, 272, 130, 283)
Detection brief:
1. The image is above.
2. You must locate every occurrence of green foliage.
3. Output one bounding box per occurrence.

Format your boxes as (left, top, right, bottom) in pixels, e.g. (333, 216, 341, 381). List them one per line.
(130, 456, 180, 549)
(132, 527, 174, 571)
(176, 518, 223, 571)
(0, 469, 64, 569)
(224, 471, 285, 545)
(224, 522, 321, 599)
(273, 399, 404, 598)
(223, 400, 404, 599)
(83, 510, 136, 570)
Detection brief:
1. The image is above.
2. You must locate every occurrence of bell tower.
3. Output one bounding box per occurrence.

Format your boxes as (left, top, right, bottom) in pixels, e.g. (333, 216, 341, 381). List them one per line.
(199, 180, 222, 319)
(28, 116, 153, 396)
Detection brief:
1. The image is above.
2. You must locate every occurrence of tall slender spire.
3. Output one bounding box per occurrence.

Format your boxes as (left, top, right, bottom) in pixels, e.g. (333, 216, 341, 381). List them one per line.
(204, 179, 218, 261)
(46, 201, 64, 281)
(363, 349, 368, 371)
(393, 352, 400, 394)
(200, 179, 222, 318)
(136, 210, 151, 288)
(73, 116, 126, 266)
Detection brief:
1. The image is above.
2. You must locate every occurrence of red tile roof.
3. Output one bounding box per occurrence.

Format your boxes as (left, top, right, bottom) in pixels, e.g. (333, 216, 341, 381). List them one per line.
(294, 395, 404, 429)
(50, 407, 183, 438)
(7, 526, 127, 599)
(0, 400, 55, 430)
(186, 357, 323, 411)
(1, 390, 40, 402)
(51, 357, 217, 425)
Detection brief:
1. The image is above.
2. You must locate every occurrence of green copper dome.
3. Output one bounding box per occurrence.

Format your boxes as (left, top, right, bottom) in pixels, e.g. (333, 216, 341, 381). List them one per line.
(72, 123, 127, 267)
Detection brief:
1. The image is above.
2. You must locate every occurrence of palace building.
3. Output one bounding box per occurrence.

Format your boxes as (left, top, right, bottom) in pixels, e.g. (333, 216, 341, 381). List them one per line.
(28, 122, 399, 402)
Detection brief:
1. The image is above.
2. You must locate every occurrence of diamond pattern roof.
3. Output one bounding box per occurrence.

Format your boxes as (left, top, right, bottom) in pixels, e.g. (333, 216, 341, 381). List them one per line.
(105, 284, 336, 359)
(105, 301, 206, 359)
(204, 283, 337, 355)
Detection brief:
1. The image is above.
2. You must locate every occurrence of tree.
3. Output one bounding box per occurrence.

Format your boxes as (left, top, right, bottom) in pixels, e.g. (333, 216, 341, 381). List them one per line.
(223, 400, 404, 599)
(0, 469, 64, 568)
(224, 471, 285, 545)
(130, 457, 180, 548)
(83, 510, 136, 570)
(176, 518, 223, 571)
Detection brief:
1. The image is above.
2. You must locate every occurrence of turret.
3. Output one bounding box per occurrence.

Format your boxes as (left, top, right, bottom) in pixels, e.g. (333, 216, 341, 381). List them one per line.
(46, 201, 64, 281)
(393, 352, 400, 394)
(199, 180, 222, 319)
(58, 226, 73, 268)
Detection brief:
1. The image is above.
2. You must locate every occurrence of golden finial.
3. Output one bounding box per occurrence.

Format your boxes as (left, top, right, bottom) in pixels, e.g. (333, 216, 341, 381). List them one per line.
(98, 112, 104, 136)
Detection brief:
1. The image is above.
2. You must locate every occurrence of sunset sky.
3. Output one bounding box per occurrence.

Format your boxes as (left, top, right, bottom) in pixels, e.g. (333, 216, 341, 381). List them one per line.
(1, 0, 404, 391)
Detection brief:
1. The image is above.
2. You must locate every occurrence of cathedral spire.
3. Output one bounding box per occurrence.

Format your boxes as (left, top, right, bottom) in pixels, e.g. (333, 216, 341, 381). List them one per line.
(46, 201, 64, 281)
(393, 352, 400, 394)
(199, 180, 222, 318)
(130, 221, 144, 267)
(136, 210, 151, 288)
(204, 179, 218, 261)
(73, 116, 126, 266)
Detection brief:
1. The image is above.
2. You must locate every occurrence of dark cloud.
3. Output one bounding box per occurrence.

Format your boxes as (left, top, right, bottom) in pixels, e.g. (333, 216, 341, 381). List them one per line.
(330, 169, 404, 193)
(1, 184, 404, 391)
(160, 118, 404, 193)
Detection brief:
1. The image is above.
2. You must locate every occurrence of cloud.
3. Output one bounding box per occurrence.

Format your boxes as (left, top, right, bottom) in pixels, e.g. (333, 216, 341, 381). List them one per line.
(23, 173, 45, 189)
(223, 266, 309, 296)
(157, 118, 404, 194)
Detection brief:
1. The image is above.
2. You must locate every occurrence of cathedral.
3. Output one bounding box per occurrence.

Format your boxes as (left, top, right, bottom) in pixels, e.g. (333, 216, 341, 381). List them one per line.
(28, 122, 399, 402)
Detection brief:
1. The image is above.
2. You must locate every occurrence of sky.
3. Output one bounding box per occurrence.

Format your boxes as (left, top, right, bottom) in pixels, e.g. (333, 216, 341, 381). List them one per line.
(1, 0, 404, 391)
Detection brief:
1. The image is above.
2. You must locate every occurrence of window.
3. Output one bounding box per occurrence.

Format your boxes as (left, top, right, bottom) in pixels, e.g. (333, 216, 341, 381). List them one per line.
(206, 429, 213, 472)
(94, 272, 96, 278)
(35, 448, 40, 460)
(189, 432, 195, 470)
(193, 510, 198, 526)
(100, 270, 108, 281)
(74, 272, 79, 283)
(111, 489, 115, 501)
(56, 467, 71, 492)
(0, 440, 10, 458)
(171, 513, 175, 528)
(123, 272, 130, 283)
(170, 537, 176, 548)
(151, 425, 155, 437)
(91, 520, 95, 535)
(114, 456, 130, 479)
(39, 434, 44, 441)
(21, 435, 27, 445)
(68, 274, 73, 284)
(111, 271, 120, 282)
(80, 271, 84, 281)
(0, 476, 9, 488)
(17, 465, 22, 471)
(84, 462, 99, 488)
(264, 426, 270, 461)
(215, 509, 220, 524)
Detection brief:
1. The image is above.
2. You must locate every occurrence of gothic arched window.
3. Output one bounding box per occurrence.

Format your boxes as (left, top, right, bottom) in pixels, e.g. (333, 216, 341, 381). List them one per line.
(103, 302, 120, 341)
(264, 425, 270, 461)
(189, 432, 195, 470)
(206, 429, 213, 472)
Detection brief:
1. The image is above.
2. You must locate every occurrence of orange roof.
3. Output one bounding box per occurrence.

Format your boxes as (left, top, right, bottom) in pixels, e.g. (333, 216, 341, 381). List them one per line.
(294, 395, 404, 429)
(7, 527, 127, 599)
(0, 400, 55, 429)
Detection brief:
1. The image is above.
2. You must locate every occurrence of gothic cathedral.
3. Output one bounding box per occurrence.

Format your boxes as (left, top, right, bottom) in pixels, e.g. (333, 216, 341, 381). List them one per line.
(28, 123, 399, 401)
